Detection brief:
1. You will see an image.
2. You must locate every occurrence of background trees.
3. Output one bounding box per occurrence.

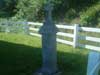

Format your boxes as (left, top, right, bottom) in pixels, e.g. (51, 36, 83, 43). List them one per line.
(0, 0, 100, 27)
(0, 0, 17, 18)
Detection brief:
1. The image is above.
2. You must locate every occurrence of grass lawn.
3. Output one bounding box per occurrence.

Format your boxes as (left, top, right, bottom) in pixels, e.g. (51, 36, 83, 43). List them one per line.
(0, 33, 89, 75)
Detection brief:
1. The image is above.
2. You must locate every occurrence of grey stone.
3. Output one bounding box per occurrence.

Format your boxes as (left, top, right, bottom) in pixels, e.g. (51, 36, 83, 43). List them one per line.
(33, 71, 61, 75)
(34, 1, 59, 75)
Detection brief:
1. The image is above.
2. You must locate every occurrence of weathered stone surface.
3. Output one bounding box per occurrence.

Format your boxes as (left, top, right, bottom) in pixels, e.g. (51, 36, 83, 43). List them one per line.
(35, 0, 59, 75)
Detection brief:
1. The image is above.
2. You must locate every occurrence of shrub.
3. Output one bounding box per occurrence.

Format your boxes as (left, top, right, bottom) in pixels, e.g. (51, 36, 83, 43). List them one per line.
(80, 2, 100, 27)
(15, 0, 43, 21)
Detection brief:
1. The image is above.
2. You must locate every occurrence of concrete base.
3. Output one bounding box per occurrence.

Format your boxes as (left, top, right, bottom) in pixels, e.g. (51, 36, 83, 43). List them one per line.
(33, 69, 61, 75)
(34, 72, 61, 75)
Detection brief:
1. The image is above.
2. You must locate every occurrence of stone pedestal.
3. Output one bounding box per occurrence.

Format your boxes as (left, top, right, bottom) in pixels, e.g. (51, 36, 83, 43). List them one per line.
(37, 23, 58, 75)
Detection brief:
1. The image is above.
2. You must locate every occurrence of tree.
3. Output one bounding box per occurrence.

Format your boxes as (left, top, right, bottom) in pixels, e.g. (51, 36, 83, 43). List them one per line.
(14, 0, 43, 21)
(0, 0, 18, 18)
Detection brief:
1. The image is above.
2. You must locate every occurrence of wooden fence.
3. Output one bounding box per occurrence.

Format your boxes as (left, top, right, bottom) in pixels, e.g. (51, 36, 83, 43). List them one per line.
(28, 22, 100, 51)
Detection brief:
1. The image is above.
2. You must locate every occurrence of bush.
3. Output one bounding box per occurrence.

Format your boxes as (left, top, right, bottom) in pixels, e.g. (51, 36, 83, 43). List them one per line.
(80, 2, 100, 27)
(0, 0, 18, 18)
(15, 0, 44, 21)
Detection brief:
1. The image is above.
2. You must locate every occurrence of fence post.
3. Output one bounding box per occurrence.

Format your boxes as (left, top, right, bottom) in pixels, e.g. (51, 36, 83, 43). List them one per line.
(73, 24, 79, 48)
(87, 51, 100, 75)
(5, 20, 10, 33)
(24, 21, 29, 35)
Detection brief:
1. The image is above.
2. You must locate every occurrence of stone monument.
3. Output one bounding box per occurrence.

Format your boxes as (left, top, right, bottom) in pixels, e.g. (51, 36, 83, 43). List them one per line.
(35, 0, 59, 75)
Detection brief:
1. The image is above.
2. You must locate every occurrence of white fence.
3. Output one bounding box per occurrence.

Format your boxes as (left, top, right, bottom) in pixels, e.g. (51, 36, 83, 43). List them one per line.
(0, 21, 28, 34)
(28, 22, 100, 52)
(0, 21, 99, 51)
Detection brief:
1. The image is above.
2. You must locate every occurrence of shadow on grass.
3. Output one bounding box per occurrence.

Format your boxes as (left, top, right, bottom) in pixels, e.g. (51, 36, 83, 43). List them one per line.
(57, 51, 88, 75)
(0, 40, 88, 75)
(0, 40, 42, 75)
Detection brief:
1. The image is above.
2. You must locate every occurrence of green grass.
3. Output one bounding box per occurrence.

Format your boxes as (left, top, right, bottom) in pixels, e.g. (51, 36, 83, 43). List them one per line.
(0, 33, 89, 75)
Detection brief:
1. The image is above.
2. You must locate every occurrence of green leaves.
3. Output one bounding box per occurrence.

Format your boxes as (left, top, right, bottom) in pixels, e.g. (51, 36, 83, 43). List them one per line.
(0, 0, 18, 18)
(80, 2, 100, 26)
(15, 0, 43, 21)
(0, 0, 100, 27)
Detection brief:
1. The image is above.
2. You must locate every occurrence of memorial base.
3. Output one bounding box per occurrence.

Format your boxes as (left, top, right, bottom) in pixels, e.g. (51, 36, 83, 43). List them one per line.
(33, 68, 61, 75)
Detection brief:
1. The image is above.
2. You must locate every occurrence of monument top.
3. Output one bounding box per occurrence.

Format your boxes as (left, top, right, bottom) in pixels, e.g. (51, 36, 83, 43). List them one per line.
(39, 0, 58, 34)
(44, 2, 53, 12)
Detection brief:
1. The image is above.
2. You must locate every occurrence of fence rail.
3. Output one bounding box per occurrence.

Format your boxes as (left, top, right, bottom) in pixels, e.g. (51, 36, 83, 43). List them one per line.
(79, 35, 100, 43)
(80, 27, 100, 33)
(57, 32, 74, 38)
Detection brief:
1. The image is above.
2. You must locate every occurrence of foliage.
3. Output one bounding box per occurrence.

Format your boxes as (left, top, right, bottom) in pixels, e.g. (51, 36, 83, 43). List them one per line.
(0, 0, 100, 26)
(15, 0, 43, 21)
(0, 0, 18, 18)
(80, 2, 100, 27)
